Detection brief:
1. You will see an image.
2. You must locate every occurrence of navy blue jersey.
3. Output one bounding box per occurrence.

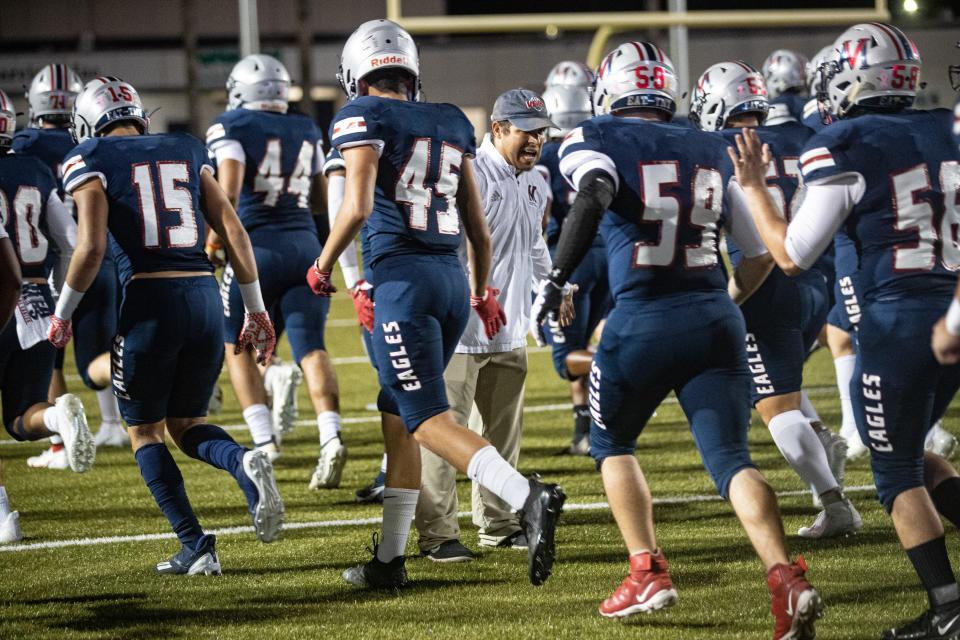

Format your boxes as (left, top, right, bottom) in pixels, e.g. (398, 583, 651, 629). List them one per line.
(801, 109, 959, 301)
(559, 116, 734, 301)
(801, 97, 827, 133)
(323, 146, 345, 176)
(0, 154, 59, 278)
(329, 96, 477, 268)
(12, 128, 75, 186)
(771, 93, 807, 122)
(206, 109, 320, 235)
(62, 133, 214, 284)
(538, 140, 568, 246)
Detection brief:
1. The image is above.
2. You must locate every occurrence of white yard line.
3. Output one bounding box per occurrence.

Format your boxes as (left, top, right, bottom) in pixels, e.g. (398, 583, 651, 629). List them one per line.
(0, 485, 878, 553)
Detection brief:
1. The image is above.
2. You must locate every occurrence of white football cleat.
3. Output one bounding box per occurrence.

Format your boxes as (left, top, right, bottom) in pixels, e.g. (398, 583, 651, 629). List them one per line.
(845, 432, 869, 461)
(26, 446, 69, 470)
(926, 421, 958, 460)
(94, 421, 129, 448)
(0, 511, 22, 544)
(243, 450, 284, 543)
(798, 497, 863, 539)
(308, 437, 347, 490)
(266, 363, 302, 435)
(54, 394, 95, 473)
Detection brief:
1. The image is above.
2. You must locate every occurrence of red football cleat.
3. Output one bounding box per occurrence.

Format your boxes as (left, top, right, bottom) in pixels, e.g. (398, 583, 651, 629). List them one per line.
(767, 556, 824, 640)
(599, 550, 678, 619)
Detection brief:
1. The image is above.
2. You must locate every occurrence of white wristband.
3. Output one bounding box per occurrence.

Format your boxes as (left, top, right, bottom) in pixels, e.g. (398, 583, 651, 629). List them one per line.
(239, 279, 266, 314)
(54, 284, 85, 320)
(946, 298, 960, 337)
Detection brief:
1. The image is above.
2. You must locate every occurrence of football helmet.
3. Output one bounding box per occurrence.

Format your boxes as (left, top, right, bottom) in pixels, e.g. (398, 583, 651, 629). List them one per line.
(690, 61, 769, 132)
(26, 64, 83, 127)
(337, 19, 420, 101)
(545, 61, 594, 89)
(542, 84, 591, 135)
(761, 49, 808, 99)
(72, 77, 149, 142)
(226, 54, 291, 111)
(806, 45, 834, 95)
(592, 41, 678, 117)
(0, 90, 16, 150)
(818, 22, 921, 119)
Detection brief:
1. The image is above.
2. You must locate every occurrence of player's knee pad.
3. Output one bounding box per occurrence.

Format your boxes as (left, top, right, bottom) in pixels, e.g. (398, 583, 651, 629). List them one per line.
(4, 416, 29, 442)
(871, 453, 925, 512)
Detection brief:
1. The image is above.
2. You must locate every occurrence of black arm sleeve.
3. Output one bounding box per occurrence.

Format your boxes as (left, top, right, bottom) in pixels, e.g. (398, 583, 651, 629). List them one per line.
(548, 169, 617, 285)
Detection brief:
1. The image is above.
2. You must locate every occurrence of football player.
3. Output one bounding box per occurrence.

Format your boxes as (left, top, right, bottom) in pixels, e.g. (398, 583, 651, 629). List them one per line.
(309, 19, 565, 588)
(205, 55, 345, 488)
(729, 23, 960, 639)
(52, 77, 283, 574)
(538, 61, 611, 455)
(533, 42, 822, 638)
(14, 65, 129, 468)
(762, 49, 809, 122)
(0, 88, 94, 476)
(691, 61, 860, 538)
(0, 223, 23, 543)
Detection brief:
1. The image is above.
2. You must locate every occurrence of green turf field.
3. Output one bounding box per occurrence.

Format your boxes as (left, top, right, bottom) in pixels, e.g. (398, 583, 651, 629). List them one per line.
(1, 281, 956, 640)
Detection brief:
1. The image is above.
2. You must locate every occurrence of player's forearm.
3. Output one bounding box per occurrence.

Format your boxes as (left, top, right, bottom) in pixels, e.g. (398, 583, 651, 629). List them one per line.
(548, 170, 614, 285)
(219, 219, 258, 284)
(739, 185, 801, 275)
(466, 233, 491, 298)
(316, 201, 367, 273)
(729, 253, 774, 305)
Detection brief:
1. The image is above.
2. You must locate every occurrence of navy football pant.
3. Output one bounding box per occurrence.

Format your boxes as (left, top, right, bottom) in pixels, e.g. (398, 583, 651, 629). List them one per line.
(588, 291, 755, 499)
(114, 276, 224, 426)
(853, 296, 960, 511)
(370, 254, 469, 432)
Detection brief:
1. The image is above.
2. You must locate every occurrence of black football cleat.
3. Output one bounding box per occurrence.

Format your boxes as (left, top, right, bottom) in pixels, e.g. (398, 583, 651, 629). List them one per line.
(517, 475, 566, 586)
(342, 534, 409, 589)
(882, 601, 960, 639)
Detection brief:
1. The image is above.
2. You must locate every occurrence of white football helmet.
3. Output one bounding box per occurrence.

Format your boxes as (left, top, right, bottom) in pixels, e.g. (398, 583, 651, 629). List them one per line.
(545, 61, 594, 89)
(818, 22, 921, 119)
(226, 54, 291, 111)
(761, 49, 808, 99)
(592, 42, 678, 118)
(337, 19, 420, 101)
(27, 64, 83, 127)
(542, 84, 591, 135)
(0, 90, 16, 150)
(72, 77, 149, 142)
(690, 61, 769, 132)
(806, 45, 834, 95)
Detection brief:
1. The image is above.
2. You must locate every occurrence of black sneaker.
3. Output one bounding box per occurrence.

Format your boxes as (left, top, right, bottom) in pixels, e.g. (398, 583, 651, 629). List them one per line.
(493, 530, 528, 550)
(517, 475, 566, 586)
(155, 534, 221, 576)
(421, 540, 477, 563)
(882, 602, 960, 639)
(342, 534, 409, 589)
(355, 470, 386, 504)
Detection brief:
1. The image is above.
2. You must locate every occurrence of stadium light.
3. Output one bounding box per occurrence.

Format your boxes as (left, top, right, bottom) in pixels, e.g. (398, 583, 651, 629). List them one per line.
(902, 0, 919, 13)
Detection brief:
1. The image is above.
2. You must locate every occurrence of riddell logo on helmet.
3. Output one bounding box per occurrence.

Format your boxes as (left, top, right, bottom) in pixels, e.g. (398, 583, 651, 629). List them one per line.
(370, 55, 409, 68)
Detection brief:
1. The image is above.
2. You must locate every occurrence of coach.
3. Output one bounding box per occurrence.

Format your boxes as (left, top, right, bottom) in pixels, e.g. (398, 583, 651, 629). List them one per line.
(415, 89, 567, 561)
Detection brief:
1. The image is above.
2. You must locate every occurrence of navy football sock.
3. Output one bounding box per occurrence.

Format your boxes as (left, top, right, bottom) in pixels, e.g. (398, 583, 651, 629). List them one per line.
(905, 536, 959, 609)
(932, 477, 960, 529)
(135, 443, 203, 549)
(179, 424, 256, 511)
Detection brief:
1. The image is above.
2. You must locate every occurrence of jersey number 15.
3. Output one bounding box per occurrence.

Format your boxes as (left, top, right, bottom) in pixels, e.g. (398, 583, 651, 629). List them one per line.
(131, 162, 199, 249)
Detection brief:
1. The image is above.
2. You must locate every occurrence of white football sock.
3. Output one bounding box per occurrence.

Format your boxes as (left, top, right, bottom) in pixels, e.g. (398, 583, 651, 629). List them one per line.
(0, 486, 9, 519)
(768, 410, 838, 496)
(49, 435, 63, 446)
(466, 445, 530, 511)
(242, 404, 274, 446)
(799, 391, 822, 426)
(96, 388, 122, 426)
(317, 411, 341, 447)
(43, 406, 60, 434)
(376, 487, 418, 562)
(380, 453, 388, 474)
(833, 355, 858, 439)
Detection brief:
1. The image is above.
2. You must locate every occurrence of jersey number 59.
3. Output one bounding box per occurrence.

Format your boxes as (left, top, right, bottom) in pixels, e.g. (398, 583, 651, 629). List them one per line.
(892, 161, 960, 271)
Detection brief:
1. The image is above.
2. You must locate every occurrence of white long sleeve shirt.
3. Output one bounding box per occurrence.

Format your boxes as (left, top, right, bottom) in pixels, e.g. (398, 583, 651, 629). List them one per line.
(456, 136, 552, 354)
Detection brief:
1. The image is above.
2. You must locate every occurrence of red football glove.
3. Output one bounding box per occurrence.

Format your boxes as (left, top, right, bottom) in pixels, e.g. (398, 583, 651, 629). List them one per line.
(306, 261, 337, 297)
(48, 315, 73, 349)
(351, 280, 375, 334)
(470, 286, 507, 340)
(236, 310, 276, 365)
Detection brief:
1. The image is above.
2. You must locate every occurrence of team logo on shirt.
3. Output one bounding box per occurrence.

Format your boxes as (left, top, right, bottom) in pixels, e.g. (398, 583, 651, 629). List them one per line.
(332, 117, 367, 141)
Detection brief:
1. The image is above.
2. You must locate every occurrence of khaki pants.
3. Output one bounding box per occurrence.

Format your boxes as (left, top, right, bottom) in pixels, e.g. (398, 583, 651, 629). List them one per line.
(415, 347, 527, 550)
